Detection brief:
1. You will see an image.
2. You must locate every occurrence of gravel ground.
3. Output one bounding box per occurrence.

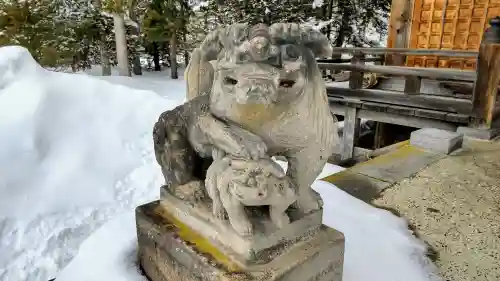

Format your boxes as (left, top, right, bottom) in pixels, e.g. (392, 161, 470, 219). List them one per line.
(374, 139, 500, 281)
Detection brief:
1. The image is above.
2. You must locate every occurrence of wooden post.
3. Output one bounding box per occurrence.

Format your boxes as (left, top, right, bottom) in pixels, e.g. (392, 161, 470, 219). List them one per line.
(374, 122, 386, 149)
(341, 107, 361, 160)
(386, 0, 413, 66)
(472, 17, 500, 128)
(404, 76, 422, 94)
(349, 51, 365, 89)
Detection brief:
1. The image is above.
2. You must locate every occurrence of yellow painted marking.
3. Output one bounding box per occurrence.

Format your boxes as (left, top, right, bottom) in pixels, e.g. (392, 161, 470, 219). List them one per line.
(155, 206, 242, 272)
(320, 170, 351, 184)
(320, 140, 425, 183)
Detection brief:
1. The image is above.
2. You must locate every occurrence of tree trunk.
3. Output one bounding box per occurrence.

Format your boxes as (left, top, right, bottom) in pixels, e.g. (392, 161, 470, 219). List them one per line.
(129, 8, 143, 76)
(184, 50, 190, 67)
(153, 42, 161, 71)
(332, 5, 349, 74)
(170, 32, 178, 79)
(326, 0, 334, 40)
(100, 40, 112, 76)
(113, 13, 130, 76)
(93, 0, 111, 76)
(132, 56, 142, 75)
(183, 30, 189, 66)
(181, 0, 190, 67)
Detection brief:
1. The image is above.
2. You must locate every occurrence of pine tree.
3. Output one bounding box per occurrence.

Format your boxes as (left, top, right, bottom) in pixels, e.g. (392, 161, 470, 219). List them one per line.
(143, 0, 189, 78)
(0, 0, 63, 65)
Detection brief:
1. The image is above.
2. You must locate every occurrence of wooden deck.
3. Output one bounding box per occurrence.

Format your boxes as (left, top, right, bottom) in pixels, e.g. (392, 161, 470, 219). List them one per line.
(319, 17, 500, 161)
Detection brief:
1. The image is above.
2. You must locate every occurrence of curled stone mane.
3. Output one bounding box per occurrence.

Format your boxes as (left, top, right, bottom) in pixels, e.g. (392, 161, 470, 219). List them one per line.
(185, 22, 333, 101)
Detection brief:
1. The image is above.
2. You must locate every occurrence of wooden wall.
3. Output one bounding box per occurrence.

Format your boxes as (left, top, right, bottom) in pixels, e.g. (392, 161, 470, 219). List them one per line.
(387, 0, 500, 70)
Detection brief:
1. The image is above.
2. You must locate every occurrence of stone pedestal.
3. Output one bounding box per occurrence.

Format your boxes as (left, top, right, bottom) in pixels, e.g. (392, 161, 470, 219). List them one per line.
(136, 193, 345, 281)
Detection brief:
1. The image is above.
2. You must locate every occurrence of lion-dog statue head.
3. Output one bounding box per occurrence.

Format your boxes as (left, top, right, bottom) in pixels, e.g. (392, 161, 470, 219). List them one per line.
(185, 23, 333, 135)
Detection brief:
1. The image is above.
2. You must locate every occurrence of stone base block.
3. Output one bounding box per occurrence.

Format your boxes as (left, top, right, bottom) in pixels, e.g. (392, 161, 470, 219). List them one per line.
(160, 184, 323, 264)
(457, 126, 500, 140)
(410, 128, 463, 154)
(136, 200, 345, 281)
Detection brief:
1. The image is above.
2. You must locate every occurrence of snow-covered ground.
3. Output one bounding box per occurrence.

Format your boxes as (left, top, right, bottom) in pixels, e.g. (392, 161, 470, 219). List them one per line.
(0, 46, 440, 281)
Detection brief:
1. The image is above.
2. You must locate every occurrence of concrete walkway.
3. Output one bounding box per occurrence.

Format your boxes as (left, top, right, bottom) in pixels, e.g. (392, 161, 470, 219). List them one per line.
(322, 138, 500, 281)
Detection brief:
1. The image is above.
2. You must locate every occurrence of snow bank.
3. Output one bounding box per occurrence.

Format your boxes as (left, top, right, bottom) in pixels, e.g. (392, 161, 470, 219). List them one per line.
(0, 45, 440, 281)
(57, 174, 442, 281)
(0, 46, 182, 281)
(55, 212, 145, 281)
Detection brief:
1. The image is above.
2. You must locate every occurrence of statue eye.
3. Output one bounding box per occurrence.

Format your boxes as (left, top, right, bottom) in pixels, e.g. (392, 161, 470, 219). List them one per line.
(283, 45, 300, 60)
(279, 79, 296, 88)
(237, 52, 250, 63)
(224, 76, 238, 85)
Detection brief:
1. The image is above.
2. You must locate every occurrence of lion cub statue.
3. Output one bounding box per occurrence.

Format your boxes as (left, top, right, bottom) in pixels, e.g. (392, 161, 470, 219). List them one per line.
(206, 155, 297, 236)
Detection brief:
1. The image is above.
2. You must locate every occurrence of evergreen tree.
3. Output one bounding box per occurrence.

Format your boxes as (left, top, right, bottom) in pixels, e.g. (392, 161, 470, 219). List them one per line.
(143, 0, 190, 78)
(1, 0, 391, 74)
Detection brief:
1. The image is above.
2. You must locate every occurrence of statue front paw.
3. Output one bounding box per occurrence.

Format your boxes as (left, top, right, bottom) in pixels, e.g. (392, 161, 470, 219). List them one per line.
(239, 139, 268, 161)
(228, 125, 268, 160)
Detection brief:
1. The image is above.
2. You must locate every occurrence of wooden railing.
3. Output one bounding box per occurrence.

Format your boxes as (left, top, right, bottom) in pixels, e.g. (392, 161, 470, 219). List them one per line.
(318, 17, 500, 129)
(318, 17, 500, 160)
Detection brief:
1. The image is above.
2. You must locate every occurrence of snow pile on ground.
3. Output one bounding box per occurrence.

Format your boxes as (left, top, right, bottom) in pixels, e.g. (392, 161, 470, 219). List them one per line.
(82, 66, 187, 99)
(0, 46, 182, 281)
(56, 175, 442, 281)
(1, 45, 440, 281)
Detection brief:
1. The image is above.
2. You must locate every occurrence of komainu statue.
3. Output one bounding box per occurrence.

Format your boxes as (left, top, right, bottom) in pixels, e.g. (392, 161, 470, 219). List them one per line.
(138, 23, 345, 281)
(153, 22, 338, 222)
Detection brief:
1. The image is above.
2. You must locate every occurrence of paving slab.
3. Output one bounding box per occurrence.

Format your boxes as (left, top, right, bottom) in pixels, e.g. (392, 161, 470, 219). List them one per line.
(457, 126, 500, 140)
(410, 128, 463, 154)
(321, 170, 392, 203)
(374, 138, 500, 281)
(347, 144, 445, 184)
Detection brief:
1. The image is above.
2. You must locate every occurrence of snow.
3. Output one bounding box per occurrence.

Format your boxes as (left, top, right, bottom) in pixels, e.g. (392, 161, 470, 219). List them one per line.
(311, 0, 324, 8)
(56, 169, 442, 281)
(0, 46, 180, 281)
(0, 46, 440, 281)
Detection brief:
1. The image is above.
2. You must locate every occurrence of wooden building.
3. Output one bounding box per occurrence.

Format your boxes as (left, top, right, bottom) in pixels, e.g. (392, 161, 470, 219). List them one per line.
(320, 12, 500, 161)
(386, 0, 500, 69)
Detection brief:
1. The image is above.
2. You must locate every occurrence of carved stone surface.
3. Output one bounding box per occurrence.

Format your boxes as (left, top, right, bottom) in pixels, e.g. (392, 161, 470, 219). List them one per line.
(159, 184, 322, 263)
(140, 22, 345, 281)
(155, 22, 339, 216)
(136, 201, 345, 281)
(205, 156, 297, 236)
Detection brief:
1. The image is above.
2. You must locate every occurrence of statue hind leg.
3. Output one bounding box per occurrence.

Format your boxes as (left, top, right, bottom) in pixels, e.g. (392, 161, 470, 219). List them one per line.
(286, 148, 326, 214)
(153, 112, 198, 189)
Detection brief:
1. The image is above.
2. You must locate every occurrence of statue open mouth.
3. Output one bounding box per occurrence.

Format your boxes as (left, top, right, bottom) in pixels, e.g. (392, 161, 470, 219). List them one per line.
(279, 79, 296, 88)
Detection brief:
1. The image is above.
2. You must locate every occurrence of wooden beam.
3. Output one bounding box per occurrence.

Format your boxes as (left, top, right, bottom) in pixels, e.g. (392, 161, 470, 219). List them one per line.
(329, 47, 478, 57)
(341, 107, 360, 160)
(374, 122, 386, 149)
(386, 0, 413, 65)
(327, 87, 473, 114)
(471, 17, 500, 128)
(318, 63, 476, 82)
(358, 109, 457, 131)
(317, 57, 382, 63)
(404, 76, 422, 94)
(349, 52, 365, 89)
(330, 105, 460, 130)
